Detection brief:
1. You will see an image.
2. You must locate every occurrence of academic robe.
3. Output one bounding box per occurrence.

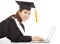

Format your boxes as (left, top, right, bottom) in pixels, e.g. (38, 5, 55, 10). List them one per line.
(0, 17, 32, 42)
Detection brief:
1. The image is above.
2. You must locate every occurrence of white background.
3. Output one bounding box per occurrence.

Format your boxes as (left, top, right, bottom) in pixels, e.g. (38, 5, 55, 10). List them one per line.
(0, 0, 60, 44)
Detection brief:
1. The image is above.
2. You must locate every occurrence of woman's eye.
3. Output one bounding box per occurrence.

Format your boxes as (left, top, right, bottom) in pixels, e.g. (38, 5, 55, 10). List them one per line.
(24, 12, 27, 14)
(28, 13, 30, 15)
(24, 11, 30, 15)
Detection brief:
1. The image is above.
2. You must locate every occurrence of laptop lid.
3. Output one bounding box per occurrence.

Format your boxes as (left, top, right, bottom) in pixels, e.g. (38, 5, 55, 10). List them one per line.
(46, 26, 56, 41)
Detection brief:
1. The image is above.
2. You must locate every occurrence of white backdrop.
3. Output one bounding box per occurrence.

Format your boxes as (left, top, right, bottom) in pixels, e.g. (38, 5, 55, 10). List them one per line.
(0, 0, 60, 44)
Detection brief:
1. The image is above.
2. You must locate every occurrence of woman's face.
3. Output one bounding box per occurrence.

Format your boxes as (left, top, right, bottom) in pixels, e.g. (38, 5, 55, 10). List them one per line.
(18, 9, 30, 21)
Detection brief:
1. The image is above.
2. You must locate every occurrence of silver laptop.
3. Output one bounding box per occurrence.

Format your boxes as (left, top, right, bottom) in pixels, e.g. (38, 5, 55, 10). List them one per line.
(32, 26, 56, 43)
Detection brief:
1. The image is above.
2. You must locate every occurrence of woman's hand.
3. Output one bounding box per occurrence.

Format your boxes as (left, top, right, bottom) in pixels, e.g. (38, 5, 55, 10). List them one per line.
(32, 36, 44, 41)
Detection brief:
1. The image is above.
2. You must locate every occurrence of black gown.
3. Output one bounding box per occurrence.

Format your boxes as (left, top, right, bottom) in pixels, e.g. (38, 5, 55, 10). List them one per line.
(0, 17, 32, 42)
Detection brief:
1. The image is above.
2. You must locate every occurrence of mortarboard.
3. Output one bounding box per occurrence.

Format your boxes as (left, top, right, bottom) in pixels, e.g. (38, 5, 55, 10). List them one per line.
(15, 0, 38, 23)
(16, 1, 35, 10)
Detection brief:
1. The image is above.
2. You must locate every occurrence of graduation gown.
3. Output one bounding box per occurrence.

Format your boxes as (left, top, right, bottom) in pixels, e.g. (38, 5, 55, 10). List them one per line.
(0, 17, 32, 42)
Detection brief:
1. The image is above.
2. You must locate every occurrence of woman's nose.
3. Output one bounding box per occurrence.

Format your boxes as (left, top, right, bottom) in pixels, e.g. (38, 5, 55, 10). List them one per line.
(26, 14, 29, 18)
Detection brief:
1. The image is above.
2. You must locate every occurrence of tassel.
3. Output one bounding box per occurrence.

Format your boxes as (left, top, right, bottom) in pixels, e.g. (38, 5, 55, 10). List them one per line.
(35, 9, 38, 23)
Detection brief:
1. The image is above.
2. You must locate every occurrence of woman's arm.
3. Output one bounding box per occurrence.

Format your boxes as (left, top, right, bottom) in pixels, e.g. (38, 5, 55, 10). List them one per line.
(14, 36, 32, 42)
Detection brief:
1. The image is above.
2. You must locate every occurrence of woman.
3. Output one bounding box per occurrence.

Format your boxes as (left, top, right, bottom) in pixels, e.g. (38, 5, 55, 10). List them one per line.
(0, 1, 44, 42)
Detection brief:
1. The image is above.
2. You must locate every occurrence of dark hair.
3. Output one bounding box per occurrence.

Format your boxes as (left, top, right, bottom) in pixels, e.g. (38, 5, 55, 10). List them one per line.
(10, 9, 23, 23)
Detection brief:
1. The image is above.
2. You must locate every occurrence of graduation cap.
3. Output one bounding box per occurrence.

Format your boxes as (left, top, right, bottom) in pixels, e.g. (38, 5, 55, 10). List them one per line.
(16, 0, 38, 23)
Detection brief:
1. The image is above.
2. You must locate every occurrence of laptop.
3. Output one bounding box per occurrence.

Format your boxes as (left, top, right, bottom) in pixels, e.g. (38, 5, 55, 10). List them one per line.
(32, 26, 56, 43)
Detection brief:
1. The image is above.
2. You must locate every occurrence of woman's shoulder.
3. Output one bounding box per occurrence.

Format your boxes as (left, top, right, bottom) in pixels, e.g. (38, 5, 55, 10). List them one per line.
(0, 16, 15, 24)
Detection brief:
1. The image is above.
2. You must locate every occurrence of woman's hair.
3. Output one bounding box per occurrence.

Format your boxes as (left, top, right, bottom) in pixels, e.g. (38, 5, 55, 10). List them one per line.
(10, 9, 23, 23)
